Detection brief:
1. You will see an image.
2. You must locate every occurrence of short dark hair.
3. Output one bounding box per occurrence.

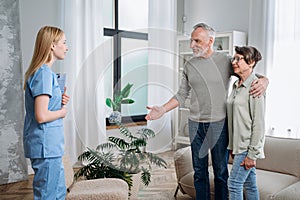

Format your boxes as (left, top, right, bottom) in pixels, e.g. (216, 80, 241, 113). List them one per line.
(234, 46, 262, 68)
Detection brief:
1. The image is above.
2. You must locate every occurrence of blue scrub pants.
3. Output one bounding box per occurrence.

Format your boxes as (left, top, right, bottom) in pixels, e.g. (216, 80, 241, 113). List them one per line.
(31, 157, 66, 200)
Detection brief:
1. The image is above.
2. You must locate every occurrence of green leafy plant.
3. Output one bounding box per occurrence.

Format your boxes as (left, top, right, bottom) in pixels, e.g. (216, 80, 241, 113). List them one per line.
(97, 124, 167, 186)
(75, 83, 167, 193)
(106, 83, 135, 112)
(74, 149, 133, 189)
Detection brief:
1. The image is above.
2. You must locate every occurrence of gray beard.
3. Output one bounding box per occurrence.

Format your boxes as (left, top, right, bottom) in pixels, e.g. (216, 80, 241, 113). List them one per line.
(192, 47, 209, 58)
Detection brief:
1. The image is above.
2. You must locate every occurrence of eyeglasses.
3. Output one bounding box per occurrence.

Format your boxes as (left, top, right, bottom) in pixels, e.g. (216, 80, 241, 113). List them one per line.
(231, 56, 244, 63)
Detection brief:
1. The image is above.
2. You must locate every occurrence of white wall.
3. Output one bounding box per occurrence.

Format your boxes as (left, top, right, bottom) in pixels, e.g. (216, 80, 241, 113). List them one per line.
(19, 0, 62, 72)
(248, 0, 272, 75)
(184, 0, 250, 34)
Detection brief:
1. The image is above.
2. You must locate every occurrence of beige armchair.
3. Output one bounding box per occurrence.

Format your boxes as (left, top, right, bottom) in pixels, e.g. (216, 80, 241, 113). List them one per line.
(63, 155, 129, 200)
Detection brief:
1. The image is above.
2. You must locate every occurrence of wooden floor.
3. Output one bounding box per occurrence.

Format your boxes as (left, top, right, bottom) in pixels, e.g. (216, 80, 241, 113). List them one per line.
(0, 175, 34, 200)
(0, 151, 192, 200)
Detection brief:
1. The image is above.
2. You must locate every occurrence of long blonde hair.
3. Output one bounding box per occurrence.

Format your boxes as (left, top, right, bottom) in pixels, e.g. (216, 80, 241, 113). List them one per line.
(23, 26, 64, 89)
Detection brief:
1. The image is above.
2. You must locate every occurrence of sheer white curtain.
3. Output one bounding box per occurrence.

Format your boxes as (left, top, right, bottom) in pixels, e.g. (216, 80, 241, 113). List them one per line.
(248, 0, 275, 75)
(266, 0, 300, 138)
(61, 0, 107, 163)
(147, 0, 177, 153)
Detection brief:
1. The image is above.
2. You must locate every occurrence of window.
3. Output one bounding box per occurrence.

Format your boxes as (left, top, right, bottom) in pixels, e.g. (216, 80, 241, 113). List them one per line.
(266, 0, 300, 138)
(103, 0, 149, 124)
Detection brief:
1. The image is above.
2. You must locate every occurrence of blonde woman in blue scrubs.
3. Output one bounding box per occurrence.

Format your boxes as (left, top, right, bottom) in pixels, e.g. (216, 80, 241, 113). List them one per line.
(227, 46, 265, 200)
(23, 26, 69, 200)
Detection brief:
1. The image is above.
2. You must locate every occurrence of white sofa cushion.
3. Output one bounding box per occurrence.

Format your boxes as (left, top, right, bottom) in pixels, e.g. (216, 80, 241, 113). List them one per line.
(174, 146, 193, 182)
(274, 182, 300, 200)
(256, 136, 300, 178)
(179, 172, 195, 198)
(256, 169, 299, 200)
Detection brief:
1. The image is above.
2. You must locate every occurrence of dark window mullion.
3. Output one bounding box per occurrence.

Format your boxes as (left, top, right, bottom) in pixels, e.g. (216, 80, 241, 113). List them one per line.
(104, 28, 148, 40)
(119, 31, 148, 40)
(103, 28, 117, 36)
(113, 34, 120, 95)
(113, 0, 121, 101)
(115, 34, 122, 96)
(104, 0, 147, 123)
(115, 0, 118, 29)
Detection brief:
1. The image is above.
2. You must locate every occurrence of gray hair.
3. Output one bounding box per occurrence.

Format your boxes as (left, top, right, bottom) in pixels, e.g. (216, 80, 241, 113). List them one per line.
(193, 23, 216, 39)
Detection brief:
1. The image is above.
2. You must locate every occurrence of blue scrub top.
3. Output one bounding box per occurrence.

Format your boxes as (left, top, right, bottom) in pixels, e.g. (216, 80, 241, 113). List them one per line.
(23, 64, 64, 158)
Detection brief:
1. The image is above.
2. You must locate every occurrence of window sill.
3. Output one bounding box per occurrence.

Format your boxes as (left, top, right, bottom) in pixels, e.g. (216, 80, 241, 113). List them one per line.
(106, 121, 147, 130)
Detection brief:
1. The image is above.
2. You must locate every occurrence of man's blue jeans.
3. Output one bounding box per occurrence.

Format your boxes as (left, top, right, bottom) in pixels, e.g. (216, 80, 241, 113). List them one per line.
(189, 119, 229, 200)
(228, 151, 259, 200)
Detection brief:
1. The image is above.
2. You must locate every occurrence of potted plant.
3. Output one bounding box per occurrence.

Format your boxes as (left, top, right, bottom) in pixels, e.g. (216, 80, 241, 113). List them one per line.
(97, 123, 167, 184)
(106, 83, 135, 124)
(74, 83, 167, 197)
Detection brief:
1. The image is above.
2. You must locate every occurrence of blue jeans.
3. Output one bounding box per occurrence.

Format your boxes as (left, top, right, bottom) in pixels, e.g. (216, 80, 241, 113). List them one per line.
(31, 157, 66, 200)
(228, 151, 259, 200)
(189, 119, 229, 200)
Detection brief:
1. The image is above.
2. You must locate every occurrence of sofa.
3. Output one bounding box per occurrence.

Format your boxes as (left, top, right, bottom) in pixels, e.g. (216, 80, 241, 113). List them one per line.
(174, 136, 300, 200)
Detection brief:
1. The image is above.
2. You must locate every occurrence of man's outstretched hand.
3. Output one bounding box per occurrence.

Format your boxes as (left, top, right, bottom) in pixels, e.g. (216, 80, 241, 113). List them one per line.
(145, 106, 166, 121)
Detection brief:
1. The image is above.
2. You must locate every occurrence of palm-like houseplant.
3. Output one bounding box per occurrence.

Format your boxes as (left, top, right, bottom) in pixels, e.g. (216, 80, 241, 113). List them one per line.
(96, 124, 167, 187)
(74, 149, 132, 187)
(74, 83, 167, 193)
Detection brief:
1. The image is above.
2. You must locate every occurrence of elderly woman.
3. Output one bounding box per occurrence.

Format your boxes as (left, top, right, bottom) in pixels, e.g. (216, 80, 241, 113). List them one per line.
(227, 46, 265, 200)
